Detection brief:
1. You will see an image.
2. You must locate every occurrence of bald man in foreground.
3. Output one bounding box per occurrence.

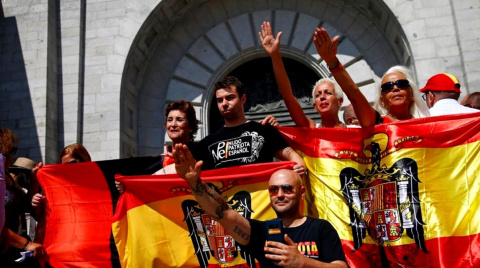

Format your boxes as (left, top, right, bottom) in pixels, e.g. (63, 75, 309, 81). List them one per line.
(173, 144, 347, 268)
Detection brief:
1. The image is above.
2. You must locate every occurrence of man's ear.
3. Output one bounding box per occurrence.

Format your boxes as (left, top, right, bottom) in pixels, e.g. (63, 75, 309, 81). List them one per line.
(241, 94, 246, 104)
(428, 91, 435, 105)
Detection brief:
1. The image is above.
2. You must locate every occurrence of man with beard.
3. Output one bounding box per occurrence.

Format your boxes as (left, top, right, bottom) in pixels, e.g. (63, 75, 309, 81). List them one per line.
(196, 76, 304, 174)
(173, 144, 347, 267)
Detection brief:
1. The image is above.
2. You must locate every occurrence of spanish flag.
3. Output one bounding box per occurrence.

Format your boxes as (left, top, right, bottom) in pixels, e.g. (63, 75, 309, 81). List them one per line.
(112, 161, 295, 268)
(37, 156, 163, 268)
(38, 114, 480, 267)
(279, 112, 480, 267)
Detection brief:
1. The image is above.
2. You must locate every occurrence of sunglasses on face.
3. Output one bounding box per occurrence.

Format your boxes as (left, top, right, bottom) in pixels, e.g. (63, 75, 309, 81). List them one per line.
(65, 159, 80, 164)
(380, 79, 410, 94)
(268, 184, 295, 195)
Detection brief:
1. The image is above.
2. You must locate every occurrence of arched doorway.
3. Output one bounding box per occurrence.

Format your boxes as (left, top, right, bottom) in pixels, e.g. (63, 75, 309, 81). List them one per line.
(120, 1, 412, 157)
(209, 57, 321, 133)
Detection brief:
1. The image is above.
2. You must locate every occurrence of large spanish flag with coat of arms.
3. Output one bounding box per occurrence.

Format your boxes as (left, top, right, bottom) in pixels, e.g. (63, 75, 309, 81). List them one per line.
(278, 112, 480, 267)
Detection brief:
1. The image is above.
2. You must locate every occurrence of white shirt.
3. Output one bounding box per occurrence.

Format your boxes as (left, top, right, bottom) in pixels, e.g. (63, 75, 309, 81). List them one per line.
(429, 98, 480, 116)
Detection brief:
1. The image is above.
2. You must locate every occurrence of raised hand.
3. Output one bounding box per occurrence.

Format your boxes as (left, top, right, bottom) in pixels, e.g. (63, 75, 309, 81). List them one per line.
(259, 21, 282, 55)
(172, 144, 203, 184)
(313, 27, 340, 67)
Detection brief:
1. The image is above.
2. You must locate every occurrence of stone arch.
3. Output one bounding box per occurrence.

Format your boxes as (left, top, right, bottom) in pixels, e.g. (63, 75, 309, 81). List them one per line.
(120, 0, 412, 157)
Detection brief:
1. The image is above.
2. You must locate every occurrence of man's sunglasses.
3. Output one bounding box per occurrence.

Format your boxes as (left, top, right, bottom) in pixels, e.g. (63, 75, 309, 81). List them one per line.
(380, 79, 410, 93)
(268, 184, 295, 195)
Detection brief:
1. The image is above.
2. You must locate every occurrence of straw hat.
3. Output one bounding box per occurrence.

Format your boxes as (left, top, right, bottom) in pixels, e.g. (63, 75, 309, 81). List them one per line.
(9, 157, 37, 172)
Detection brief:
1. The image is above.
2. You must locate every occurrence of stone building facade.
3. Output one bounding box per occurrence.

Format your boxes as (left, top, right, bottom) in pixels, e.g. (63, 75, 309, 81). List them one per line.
(1, 0, 479, 163)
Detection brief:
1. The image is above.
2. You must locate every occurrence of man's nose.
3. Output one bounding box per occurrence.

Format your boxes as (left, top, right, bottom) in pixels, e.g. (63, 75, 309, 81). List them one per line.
(277, 188, 286, 197)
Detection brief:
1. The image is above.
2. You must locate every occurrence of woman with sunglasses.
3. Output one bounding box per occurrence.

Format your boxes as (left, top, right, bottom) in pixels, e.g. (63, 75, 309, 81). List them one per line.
(31, 142, 93, 245)
(32, 143, 92, 218)
(259, 22, 346, 128)
(313, 27, 429, 126)
(59, 143, 92, 164)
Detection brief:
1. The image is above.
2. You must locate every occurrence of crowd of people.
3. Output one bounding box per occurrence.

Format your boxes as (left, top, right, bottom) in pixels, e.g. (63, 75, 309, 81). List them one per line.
(0, 131, 92, 267)
(1, 21, 480, 267)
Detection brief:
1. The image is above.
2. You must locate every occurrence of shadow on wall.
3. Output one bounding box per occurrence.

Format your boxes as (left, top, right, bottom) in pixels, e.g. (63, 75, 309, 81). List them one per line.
(0, 3, 41, 161)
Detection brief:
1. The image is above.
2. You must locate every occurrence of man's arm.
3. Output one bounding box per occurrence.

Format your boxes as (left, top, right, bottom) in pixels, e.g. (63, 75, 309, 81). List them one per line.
(173, 144, 252, 245)
(274, 146, 305, 175)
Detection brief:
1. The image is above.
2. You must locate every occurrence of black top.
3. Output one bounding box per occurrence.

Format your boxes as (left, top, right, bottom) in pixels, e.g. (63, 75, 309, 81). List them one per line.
(241, 217, 347, 267)
(196, 121, 289, 170)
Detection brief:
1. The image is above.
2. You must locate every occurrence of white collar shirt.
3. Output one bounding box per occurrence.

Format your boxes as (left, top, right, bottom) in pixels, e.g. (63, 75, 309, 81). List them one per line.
(429, 98, 480, 116)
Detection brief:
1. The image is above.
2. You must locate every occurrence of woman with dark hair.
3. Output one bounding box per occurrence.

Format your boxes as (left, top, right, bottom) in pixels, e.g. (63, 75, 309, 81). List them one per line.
(32, 143, 92, 210)
(312, 27, 429, 126)
(116, 100, 199, 193)
(154, 100, 199, 174)
(32, 143, 93, 244)
(0, 128, 45, 267)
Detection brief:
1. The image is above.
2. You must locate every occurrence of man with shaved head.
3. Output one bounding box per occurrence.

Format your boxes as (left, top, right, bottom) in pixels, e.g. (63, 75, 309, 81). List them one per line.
(343, 104, 360, 127)
(173, 144, 347, 268)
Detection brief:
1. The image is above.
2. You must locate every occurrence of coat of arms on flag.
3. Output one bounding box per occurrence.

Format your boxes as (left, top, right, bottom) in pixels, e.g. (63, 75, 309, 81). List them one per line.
(339, 133, 427, 253)
(182, 186, 256, 267)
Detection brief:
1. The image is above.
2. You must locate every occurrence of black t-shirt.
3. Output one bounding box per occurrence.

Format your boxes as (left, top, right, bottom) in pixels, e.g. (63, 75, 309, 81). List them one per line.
(242, 217, 347, 267)
(196, 121, 289, 170)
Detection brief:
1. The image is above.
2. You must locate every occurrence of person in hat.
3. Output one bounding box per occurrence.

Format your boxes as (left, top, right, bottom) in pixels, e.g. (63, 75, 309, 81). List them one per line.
(419, 73, 479, 116)
(9, 157, 37, 190)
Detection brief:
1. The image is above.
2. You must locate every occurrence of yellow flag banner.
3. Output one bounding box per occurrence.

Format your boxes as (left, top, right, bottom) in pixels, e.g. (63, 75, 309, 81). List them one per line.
(112, 161, 296, 268)
(278, 113, 480, 267)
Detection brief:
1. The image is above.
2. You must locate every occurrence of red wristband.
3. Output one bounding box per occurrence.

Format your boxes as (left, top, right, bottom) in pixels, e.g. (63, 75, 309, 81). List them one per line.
(329, 61, 344, 75)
